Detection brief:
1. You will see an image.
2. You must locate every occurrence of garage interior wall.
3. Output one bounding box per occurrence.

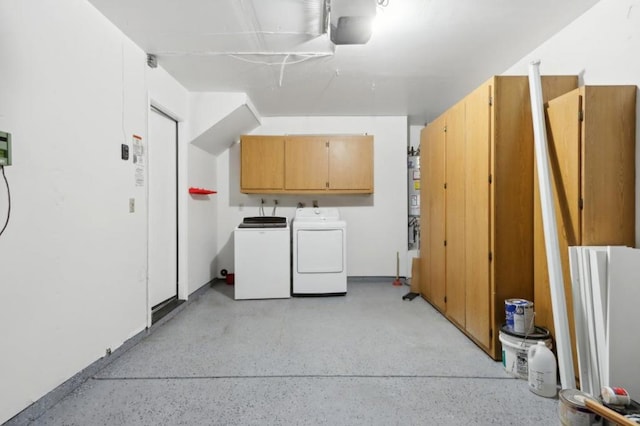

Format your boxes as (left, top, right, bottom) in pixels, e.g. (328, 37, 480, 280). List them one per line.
(503, 0, 640, 245)
(0, 0, 639, 423)
(215, 116, 408, 278)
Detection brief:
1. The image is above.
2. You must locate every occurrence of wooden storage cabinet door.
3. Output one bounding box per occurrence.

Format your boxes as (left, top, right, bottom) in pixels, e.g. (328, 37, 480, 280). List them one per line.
(464, 82, 492, 350)
(534, 89, 581, 352)
(534, 85, 636, 367)
(419, 127, 432, 300)
(241, 135, 285, 191)
(284, 136, 328, 190)
(445, 102, 466, 328)
(328, 135, 373, 191)
(422, 115, 446, 312)
(418, 75, 578, 360)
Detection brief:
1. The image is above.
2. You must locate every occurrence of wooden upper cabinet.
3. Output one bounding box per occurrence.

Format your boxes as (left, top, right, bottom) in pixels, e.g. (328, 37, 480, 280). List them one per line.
(285, 136, 328, 190)
(328, 135, 374, 190)
(241, 134, 374, 194)
(240, 135, 284, 191)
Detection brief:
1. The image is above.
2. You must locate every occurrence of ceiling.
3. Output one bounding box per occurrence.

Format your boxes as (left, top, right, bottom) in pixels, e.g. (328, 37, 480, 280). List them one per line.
(88, 0, 599, 126)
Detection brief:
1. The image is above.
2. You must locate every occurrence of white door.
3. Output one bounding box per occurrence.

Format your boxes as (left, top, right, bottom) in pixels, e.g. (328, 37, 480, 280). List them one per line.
(148, 107, 178, 309)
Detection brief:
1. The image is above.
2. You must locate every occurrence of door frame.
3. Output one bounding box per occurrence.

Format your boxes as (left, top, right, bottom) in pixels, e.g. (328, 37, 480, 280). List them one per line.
(146, 100, 189, 328)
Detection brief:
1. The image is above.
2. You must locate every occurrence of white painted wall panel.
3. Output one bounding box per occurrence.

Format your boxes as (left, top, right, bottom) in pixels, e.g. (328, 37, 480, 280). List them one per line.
(187, 144, 219, 290)
(216, 116, 408, 278)
(503, 0, 640, 246)
(0, 1, 148, 421)
(0, 0, 194, 422)
(606, 246, 640, 401)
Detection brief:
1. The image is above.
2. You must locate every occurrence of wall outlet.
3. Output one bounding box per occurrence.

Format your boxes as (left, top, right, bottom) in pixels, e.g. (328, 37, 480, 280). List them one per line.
(129, 198, 135, 213)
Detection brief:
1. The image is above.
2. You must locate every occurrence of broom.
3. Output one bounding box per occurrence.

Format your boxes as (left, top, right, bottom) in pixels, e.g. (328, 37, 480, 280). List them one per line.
(393, 252, 402, 286)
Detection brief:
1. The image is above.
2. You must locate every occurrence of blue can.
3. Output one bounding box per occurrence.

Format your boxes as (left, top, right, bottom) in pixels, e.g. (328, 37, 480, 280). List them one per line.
(505, 299, 519, 329)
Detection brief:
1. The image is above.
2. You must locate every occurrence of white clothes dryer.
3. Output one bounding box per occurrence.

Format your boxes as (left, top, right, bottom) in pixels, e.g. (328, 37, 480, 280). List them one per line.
(292, 207, 347, 295)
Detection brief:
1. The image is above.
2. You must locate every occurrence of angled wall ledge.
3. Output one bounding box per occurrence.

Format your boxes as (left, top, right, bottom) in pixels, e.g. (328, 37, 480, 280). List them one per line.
(189, 93, 261, 156)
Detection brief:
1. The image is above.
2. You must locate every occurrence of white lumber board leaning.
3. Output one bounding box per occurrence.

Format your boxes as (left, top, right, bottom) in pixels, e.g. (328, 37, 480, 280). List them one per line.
(588, 248, 608, 387)
(569, 247, 593, 394)
(529, 61, 575, 389)
(581, 248, 602, 394)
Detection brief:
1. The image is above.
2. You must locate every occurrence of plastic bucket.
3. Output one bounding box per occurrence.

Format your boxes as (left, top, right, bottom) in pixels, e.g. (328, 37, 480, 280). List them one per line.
(499, 325, 552, 379)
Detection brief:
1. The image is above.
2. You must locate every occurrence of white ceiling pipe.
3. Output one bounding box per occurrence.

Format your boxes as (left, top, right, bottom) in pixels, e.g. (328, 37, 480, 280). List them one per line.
(528, 61, 576, 390)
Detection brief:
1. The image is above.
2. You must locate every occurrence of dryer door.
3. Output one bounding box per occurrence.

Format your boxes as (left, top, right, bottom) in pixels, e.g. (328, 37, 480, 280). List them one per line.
(296, 229, 344, 273)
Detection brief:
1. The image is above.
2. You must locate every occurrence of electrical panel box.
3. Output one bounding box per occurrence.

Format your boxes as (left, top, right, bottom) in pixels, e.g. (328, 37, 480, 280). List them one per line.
(0, 131, 11, 166)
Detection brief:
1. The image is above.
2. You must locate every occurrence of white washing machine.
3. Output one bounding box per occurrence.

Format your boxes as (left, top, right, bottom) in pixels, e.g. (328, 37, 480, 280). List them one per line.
(234, 217, 291, 300)
(292, 207, 347, 295)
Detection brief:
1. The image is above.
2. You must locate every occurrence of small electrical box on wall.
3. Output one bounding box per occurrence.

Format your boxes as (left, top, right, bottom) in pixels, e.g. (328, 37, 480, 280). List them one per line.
(0, 131, 12, 166)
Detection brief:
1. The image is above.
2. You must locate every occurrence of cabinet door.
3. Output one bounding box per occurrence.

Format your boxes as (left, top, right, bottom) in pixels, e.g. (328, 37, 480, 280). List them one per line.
(464, 83, 492, 349)
(241, 135, 285, 191)
(285, 136, 328, 190)
(445, 102, 466, 327)
(581, 86, 636, 245)
(328, 135, 373, 191)
(426, 115, 447, 312)
(419, 127, 431, 300)
(534, 89, 581, 343)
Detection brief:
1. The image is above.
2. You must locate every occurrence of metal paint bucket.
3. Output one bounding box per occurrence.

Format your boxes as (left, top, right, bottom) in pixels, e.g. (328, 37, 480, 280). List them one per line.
(499, 325, 551, 379)
(558, 389, 603, 425)
(505, 298, 534, 334)
(505, 299, 517, 329)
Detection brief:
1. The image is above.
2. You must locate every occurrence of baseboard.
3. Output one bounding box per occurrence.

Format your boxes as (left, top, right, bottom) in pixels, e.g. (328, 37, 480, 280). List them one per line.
(5, 279, 214, 425)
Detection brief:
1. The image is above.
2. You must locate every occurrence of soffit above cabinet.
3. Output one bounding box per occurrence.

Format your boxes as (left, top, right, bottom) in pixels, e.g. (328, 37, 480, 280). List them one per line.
(191, 95, 261, 156)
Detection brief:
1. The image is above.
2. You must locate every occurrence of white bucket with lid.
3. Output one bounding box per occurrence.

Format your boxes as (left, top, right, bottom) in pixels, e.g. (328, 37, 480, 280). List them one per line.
(499, 325, 552, 379)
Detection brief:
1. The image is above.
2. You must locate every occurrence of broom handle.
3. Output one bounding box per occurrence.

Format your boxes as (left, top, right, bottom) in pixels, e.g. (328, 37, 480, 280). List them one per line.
(584, 399, 636, 426)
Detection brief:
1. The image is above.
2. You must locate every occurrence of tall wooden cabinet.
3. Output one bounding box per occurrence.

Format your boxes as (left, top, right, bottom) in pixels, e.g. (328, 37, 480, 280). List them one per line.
(420, 75, 578, 359)
(534, 86, 636, 365)
(420, 114, 446, 311)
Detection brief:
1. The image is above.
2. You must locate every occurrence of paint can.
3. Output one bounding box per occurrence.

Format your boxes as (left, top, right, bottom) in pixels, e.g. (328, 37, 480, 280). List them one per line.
(558, 389, 603, 425)
(505, 298, 534, 334)
(601, 386, 631, 406)
(499, 325, 552, 379)
(505, 299, 517, 329)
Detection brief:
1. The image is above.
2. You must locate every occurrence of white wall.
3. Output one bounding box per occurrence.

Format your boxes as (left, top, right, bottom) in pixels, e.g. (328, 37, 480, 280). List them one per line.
(409, 125, 423, 151)
(216, 116, 409, 278)
(187, 144, 219, 289)
(0, 1, 147, 421)
(0, 0, 214, 422)
(503, 0, 640, 246)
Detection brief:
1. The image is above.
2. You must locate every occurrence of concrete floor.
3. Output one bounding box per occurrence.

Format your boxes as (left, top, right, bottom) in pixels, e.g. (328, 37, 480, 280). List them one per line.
(9, 279, 561, 425)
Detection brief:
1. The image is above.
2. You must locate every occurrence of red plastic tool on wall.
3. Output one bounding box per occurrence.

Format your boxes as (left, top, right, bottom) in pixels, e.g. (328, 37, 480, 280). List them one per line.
(188, 187, 217, 195)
